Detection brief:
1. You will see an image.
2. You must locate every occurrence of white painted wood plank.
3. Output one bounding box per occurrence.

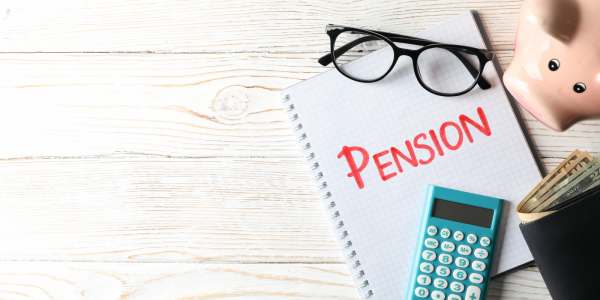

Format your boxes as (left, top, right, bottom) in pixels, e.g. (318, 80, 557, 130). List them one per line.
(1, 52, 597, 160)
(0, 0, 523, 52)
(0, 53, 319, 159)
(489, 266, 551, 300)
(0, 261, 550, 300)
(0, 158, 348, 262)
(0, 262, 359, 300)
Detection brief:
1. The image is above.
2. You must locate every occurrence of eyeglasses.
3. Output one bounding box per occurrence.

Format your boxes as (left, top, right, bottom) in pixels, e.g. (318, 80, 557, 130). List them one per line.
(319, 24, 495, 97)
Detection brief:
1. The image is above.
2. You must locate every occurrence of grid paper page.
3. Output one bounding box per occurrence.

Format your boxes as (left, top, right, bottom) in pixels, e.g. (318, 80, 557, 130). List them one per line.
(282, 12, 541, 300)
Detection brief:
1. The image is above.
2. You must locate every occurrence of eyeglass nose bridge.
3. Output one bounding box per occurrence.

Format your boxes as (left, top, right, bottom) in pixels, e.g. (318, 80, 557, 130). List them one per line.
(392, 47, 420, 62)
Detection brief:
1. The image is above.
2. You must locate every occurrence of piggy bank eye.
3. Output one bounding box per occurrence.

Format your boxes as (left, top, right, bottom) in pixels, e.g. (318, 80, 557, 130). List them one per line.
(548, 59, 560, 71)
(574, 83, 586, 93)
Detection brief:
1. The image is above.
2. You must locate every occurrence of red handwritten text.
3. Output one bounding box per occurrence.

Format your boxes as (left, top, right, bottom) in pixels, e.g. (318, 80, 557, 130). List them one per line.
(337, 107, 492, 189)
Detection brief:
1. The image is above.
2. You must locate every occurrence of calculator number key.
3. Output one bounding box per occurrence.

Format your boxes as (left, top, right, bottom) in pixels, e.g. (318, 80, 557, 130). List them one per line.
(415, 287, 430, 298)
(439, 253, 453, 264)
(422, 250, 437, 261)
(474, 248, 488, 259)
(431, 290, 446, 300)
(469, 273, 484, 284)
(467, 234, 477, 244)
(436, 266, 451, 277)
(448, 294, 462, 300)
(418, 274, 432, 285)
(457, 245, 471, 256)
(420, 262, 435, 273)
(472, 260, 486, 272)
(428, 226, 438, 236)
(453, 231, 464, 241)
(434, 278, 448, 289)
(441, 241, 455, 252)
(480, 236, 491, 247)
(425, 238, 439, 249)
(452, 269, 467, 280)
(455, 257, 469, 268)
(440, 228, 451, 238)
(450, 281, 464, 292)
(466, 285, 481, 300)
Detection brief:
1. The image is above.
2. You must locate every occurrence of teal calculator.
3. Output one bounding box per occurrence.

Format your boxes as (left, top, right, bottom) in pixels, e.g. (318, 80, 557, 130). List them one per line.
(406, 185, 504, 300)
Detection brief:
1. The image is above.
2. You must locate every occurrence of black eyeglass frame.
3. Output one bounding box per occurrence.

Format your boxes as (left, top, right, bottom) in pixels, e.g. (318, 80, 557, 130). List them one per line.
(319, 24, 496, 97)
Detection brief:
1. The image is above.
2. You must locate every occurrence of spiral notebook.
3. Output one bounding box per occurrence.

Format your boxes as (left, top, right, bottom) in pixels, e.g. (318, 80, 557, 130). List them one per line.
(281, 11, 544, 299)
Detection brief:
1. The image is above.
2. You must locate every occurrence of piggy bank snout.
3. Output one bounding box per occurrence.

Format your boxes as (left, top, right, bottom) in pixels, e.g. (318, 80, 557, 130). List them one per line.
(504, 71, 581, 132)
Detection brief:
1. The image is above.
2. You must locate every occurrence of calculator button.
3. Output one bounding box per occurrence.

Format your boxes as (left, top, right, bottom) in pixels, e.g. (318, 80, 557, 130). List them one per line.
(455, 257, 470, 268)
(469, 273, 484, 284)
(441, 241, 455, 252)
(422, 250, 437, 261)
(472, 260, 486, 272)
(439, 253, 453, 264)
(418, 274, 432, 285)
(452, 269, 467, 280)
(480, 237, 491, 247)
(420, 262, 434, 273)
(431, 290, 446, 300)
(440, 228, 451, 238)
(467, 234, 477, 244)
(450, 281, 465, 292)
(436, 266, 451, 277)
(434, 278, 448, 289)
(454, 231, 464, 241)
(425, 238, 439, 249)
(428, 226, 438, 236)
(457, 245, 472, 256)
(466, 285, 481, 300)
(448, 294, 462, 300)
(474, 248, 488, 259)
(415, 287, 429, 298)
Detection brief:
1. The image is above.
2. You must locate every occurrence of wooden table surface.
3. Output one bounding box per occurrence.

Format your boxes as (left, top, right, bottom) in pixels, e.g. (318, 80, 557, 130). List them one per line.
(1, 0, 598, 299)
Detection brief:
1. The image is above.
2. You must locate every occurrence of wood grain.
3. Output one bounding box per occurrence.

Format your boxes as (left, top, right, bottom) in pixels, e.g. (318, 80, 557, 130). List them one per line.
(0, 262, 550, 300)
(0, 158, 344, 262)
(1, 0, 524, 52)
(0, 262, 358, 300)
(0, 53, 313, 159)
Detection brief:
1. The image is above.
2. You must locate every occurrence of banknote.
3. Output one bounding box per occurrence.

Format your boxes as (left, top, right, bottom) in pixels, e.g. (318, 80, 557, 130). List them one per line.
(534, 156, 600, 212)
(583, 169, 600, 192)
(523, 153, 592, 213)
(537, 152, 591, 195)
(517, 149, 581, 213)
(520, 151, 592, 213)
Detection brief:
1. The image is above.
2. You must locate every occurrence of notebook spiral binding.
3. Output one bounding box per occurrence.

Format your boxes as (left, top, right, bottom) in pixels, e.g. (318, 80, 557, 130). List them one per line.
(282, 94, 372, 299)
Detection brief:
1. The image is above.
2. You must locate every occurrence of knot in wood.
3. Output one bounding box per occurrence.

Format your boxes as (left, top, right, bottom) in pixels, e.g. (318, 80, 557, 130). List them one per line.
(213, 86, 250, 121)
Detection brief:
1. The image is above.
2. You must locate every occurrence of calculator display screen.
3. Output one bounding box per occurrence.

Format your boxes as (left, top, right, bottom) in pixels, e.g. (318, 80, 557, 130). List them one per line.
(432, 198, 494, 228)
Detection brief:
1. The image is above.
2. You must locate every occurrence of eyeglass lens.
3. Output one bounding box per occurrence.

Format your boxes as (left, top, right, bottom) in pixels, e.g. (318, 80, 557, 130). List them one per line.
(417, 48, 480, 94)
(333, 31, 394, 81)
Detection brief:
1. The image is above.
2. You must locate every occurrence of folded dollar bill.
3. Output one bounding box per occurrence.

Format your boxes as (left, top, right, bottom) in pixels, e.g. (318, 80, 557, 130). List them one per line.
(517, 149, 598, 223)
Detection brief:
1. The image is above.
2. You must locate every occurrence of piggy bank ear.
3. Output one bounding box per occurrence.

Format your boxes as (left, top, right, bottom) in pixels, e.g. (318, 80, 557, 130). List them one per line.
(524, 0, 580, 43)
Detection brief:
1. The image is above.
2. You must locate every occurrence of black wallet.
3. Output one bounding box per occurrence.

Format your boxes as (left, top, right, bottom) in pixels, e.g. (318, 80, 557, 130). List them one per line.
(519, 184, 600, 300)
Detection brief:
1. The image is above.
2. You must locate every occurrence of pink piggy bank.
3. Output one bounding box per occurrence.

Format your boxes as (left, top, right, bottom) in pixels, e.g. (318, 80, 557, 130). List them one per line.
(504, 0, 600, 131)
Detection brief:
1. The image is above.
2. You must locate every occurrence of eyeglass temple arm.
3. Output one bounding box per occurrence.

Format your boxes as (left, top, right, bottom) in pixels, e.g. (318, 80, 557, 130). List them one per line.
(318, 34, 492, 90)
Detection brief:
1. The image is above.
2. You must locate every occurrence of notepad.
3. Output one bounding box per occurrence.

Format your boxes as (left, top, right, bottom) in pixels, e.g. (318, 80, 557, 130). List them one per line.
(281, 11, 543, 299)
